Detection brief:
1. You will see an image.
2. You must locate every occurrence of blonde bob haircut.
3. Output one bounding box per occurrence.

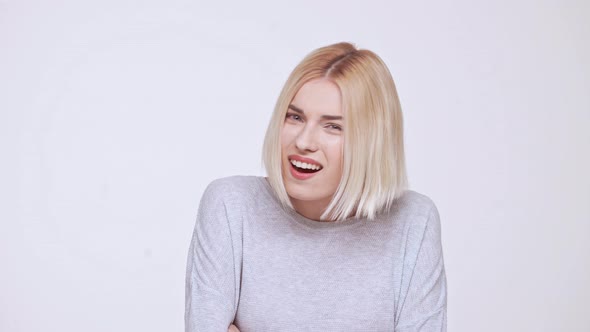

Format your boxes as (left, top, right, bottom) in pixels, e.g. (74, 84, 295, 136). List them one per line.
(262, 42, 408, 221)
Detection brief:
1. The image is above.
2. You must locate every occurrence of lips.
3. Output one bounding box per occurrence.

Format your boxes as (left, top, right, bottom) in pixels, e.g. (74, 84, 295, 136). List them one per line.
(288, 155, 323, 168)
(288, 154, 322, 180)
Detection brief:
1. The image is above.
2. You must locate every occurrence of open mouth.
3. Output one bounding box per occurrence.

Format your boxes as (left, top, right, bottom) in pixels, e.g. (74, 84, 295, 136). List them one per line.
(289, 159, 322, 174)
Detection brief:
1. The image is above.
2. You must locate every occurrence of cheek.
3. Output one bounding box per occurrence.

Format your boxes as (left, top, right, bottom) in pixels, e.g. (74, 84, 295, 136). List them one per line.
(280, 126, 294, 148)
(324, 137, 343, 164)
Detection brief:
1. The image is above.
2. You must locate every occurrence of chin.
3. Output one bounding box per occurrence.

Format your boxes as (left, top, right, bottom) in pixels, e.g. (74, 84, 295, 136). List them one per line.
(285, 185, 329, 203)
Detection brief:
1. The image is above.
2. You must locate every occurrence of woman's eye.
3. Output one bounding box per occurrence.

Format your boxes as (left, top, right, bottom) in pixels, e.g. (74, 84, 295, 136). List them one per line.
(326, 124, 342, 131)
(286, 113, 302, 122)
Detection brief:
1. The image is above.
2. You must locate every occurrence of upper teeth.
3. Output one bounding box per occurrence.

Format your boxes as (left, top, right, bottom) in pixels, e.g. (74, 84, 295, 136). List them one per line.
(290, 159, 321, 170)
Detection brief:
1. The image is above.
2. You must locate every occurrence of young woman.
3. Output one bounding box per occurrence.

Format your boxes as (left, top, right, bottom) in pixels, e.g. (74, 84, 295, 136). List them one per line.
(185, 42, 447, 331)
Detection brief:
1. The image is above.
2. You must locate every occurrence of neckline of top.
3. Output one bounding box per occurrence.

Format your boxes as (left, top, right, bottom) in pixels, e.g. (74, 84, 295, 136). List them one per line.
(256, 176, 364, 231)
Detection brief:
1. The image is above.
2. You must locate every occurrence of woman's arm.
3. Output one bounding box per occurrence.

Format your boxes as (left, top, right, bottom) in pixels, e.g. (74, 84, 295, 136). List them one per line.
(395, 204, 447, 331)
(185, 180, 240, 331)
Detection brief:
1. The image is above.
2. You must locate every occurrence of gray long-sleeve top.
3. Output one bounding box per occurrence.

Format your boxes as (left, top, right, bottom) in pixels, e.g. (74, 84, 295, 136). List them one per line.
(185, 176, 447, 331)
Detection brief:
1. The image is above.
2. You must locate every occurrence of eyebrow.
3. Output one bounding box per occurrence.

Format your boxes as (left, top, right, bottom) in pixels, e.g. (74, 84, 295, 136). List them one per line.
(288, 104, 343, 121)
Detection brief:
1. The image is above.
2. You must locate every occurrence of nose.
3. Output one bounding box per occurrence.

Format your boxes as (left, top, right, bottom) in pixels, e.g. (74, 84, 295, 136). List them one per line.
(295, 124, 318, 152)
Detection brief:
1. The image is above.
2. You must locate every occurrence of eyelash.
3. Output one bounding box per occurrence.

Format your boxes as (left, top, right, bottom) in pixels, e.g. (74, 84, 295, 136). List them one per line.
(286, 113, 342, 131)
(326, 124, 342, 131)
(286, 113, 303, 122)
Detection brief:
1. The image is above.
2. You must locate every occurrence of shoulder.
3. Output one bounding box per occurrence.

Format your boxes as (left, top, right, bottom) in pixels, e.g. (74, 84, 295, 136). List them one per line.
(195, 176, 265, 234)
(387, 190, 444, 268)
(385, 189, 441, 234)
(200, 175, 265, 208)
(393, 190, 438, 217)
(204, 175, 263, 195)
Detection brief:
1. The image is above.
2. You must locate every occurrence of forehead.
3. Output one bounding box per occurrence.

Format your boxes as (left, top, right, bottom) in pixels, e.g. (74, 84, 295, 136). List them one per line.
(291, 79, 342, 116)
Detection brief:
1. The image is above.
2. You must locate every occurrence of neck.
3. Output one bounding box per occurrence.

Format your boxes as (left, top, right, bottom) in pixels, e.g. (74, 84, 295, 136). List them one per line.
(290, 196, 333, 222)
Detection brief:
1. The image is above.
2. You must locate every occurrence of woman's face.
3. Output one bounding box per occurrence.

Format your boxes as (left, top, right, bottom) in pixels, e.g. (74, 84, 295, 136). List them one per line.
(280, 78, 344, 219)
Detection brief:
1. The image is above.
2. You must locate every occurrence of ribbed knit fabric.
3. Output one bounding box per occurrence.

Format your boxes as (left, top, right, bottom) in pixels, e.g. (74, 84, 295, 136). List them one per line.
(185, 176, 447, 332)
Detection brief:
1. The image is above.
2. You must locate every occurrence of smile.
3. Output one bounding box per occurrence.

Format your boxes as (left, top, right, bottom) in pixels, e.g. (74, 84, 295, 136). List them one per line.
(290, 159, 322, 172)
(288, 155, 323, 179)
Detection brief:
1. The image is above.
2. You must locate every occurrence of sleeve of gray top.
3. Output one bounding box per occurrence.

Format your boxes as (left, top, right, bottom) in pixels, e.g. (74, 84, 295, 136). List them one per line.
(395, 204, 448, 332)
(185, 182, 237, 332)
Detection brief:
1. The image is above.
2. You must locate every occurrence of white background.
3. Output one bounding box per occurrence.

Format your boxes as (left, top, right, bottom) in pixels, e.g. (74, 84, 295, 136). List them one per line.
(1, 0, 589, 331)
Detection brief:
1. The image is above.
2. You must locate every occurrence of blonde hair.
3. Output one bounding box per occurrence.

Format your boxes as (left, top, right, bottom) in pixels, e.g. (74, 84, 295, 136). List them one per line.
(262, 42, 408, 221)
